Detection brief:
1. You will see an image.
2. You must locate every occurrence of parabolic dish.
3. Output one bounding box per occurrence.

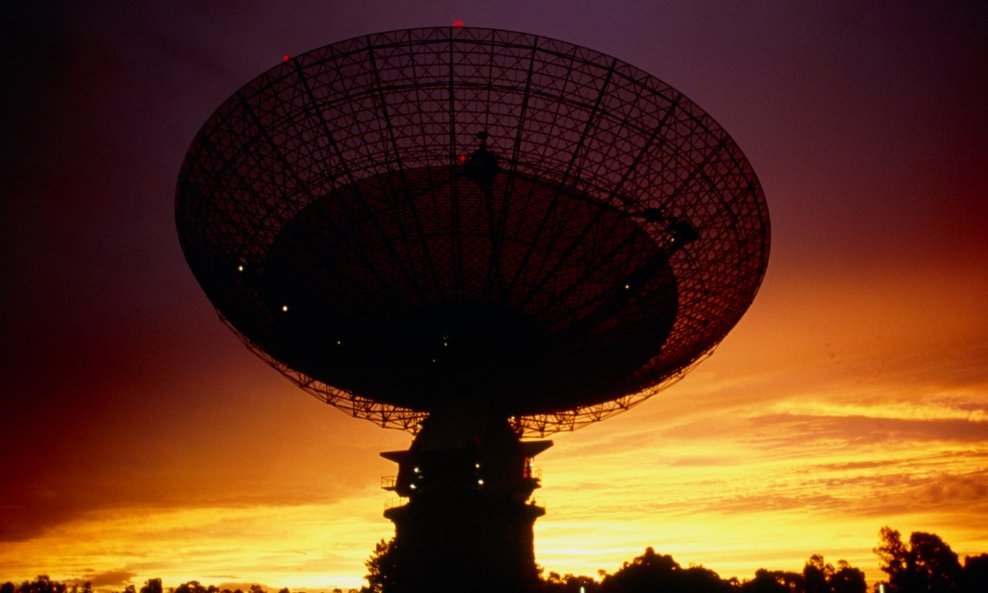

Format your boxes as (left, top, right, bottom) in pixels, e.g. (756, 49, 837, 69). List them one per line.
(176, 27, 770, 435)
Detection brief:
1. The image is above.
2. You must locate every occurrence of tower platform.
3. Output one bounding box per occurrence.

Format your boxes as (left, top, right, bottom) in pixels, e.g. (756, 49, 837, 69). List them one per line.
(381, 415, 551, 592)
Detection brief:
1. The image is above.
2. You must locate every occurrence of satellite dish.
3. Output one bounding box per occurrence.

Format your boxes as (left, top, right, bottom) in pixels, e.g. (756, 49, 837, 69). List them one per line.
(177, 27, 769, 592)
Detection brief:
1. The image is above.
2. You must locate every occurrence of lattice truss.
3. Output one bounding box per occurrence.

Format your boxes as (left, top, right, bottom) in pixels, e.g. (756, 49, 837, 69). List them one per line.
(176, 27, 770, 436)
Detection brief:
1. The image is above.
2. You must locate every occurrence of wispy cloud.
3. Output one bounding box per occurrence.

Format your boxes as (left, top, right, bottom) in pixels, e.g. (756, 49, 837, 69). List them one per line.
(76, 569, 138, 588)
(0, 496, 389, 590)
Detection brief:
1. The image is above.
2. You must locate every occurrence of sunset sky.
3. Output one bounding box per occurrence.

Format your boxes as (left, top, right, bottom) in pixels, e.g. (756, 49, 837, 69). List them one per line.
(1, 0, 986, 590)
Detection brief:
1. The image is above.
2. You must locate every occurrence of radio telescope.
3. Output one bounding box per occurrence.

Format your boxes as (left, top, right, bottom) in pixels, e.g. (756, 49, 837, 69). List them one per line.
(176, 26, 769, 593)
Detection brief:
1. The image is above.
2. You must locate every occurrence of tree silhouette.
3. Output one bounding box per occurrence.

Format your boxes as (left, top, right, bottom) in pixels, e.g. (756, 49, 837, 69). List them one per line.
(803, 554, 866, 593)
(0, 578, 69, 593)
(601, 546, 682, 592)
(830, 561, 867, 593)
(361, 538, 398, 593)
(804, 554, 833, 593)
(959, 554, 987, 593)
(172, 582, 208, 593)
(741, 569, 803, 593)
(876, 527, 963, 593)
(540, 571, 601, 592)
(601, 547, 733, 593)
(1, 530, 980, 593)
(681, 565, 736, 593)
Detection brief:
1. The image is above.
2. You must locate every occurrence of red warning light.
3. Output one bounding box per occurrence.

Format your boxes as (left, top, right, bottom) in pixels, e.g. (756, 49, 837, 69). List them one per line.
(282, 54, 291, 62)
(453, 20, 464, 28)
(457, 153, 468, 164)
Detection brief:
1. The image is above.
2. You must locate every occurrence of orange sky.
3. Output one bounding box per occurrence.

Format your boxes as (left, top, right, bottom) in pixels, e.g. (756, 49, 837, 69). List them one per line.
(1, 1, 986, 590)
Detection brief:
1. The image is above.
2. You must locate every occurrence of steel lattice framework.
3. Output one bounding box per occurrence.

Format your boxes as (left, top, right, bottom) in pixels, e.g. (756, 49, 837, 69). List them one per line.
(176, 27, 770, 436)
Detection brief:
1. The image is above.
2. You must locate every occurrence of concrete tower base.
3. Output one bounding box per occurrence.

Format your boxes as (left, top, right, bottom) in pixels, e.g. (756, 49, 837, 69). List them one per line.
(381, 414, 551, 593)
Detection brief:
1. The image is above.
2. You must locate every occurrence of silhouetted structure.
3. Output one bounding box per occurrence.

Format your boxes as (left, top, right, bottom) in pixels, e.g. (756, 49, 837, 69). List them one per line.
(601, 547, 735, 593)
(176, 27, 770, 592)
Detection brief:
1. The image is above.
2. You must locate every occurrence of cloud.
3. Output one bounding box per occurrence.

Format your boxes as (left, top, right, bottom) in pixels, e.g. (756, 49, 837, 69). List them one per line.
(746, 413, 988, 446)
(701, 492, 847, 514)
(213, 583, 262, 592)
(813, 460, 894, 471)
(0, 498, 386, 591)
(917, 474, 988, 506)
(76, 569, 137, 587)
(0, 498, 92, 543)
(669, 456, 739, 467)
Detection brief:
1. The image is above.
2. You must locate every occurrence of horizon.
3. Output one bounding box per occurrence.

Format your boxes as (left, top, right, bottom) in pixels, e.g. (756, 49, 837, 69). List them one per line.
(3, 530, 984, 592)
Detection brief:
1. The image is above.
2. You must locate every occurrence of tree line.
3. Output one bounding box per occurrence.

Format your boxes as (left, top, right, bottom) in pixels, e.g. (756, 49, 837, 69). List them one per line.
(4, 526, 985, 593)
(362, 527, 986, 593)
(0, 580, 358, 593)
(531, 526, 986, 593)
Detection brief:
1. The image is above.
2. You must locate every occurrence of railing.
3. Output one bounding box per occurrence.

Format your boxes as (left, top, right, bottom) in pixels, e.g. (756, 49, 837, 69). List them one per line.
(384, 496, 407, 511)
(380, 475, 397, 490)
